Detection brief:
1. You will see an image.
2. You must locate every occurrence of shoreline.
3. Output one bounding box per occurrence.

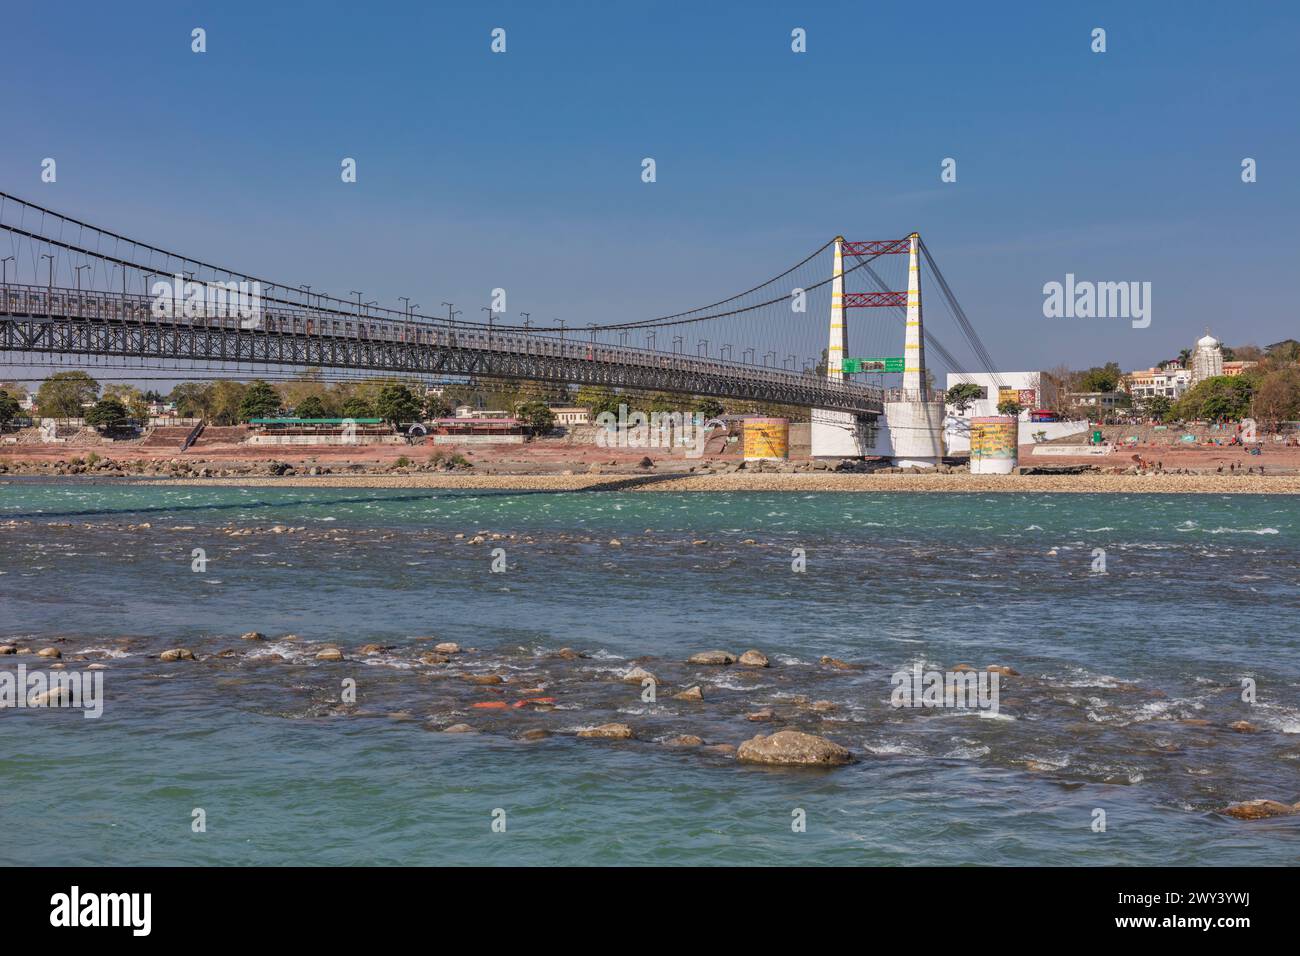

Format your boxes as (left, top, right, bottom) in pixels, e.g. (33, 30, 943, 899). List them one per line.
(146, 471, 1300, 493)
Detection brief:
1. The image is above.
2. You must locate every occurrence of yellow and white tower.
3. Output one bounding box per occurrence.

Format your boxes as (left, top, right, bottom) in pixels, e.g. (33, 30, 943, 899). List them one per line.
(903, 232, 926, 399)
(884, 232, 945, 467)
(810, 237, 869, 458)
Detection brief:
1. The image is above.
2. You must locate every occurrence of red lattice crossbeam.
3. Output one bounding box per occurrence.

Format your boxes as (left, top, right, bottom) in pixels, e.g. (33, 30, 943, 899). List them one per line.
(842, 238, 911, 256)
(842, 291, 907, 308)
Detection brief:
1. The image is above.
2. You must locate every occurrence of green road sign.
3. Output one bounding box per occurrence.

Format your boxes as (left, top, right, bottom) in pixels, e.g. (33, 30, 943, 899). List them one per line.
(843, 357, 904, 373)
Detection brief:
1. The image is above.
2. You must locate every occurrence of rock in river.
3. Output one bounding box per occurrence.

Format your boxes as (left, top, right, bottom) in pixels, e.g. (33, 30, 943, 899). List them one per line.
(738, 649, 770, 668)
(37, 647, 62, 659)
(434, 642, 461, 654)
(160, 648, 196, 662)
(622, 666, 658, 685)
(673, 685, 704, 701)
(1219, 800, 1300, 820)
(578, 723, 633, 740)
(688, 650, 736, 665)
(736, 731, 853, 767)
(315, 647, 343, 662)
(240, 631, 265, 641)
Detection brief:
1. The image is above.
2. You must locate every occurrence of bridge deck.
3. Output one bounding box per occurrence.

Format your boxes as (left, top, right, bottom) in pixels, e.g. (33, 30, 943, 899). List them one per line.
(0, 284, 884, 415)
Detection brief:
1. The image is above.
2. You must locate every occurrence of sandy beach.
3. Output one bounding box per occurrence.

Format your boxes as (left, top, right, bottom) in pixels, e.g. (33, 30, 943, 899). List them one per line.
(158, 470, 1300, 494)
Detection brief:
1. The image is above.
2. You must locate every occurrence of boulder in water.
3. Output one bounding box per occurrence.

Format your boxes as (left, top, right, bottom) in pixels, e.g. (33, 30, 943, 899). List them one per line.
(160, 648, 196, 662)
(673, 685, 704, 701)
(314, 647, 343, 662)
(1219, 800, 1300, 820)
(738, 649, 770, 668)
(578, 723, 633, 740)
(688, 650, 736, 665)
(737, 731, 852, 767)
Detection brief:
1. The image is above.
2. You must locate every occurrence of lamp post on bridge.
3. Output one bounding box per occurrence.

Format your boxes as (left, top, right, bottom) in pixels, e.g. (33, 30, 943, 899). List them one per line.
(646, 331, 656, 351)
(764, 350, 776, 367)
(481, 306, 495, 346)
(618, 330, 628, 347)
(588, 323, 597, 345)
(785, 353, 796, 370)
(556, 319, 565, 343)
(672, 334, 683, 353)
(519, 312, 530, 351)
(399, 296, 413, 341)
(1, 256, 13, 287)
(742, 347, 755, 365)
(720, 343, 732, 361)
(41, 254, 54, 316)
(697, 339, 708, 357)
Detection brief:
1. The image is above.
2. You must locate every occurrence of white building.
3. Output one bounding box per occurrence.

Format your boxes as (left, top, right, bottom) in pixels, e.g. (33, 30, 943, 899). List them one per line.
(1191, 331, 1224, 384)
(943, 372, 1047, 422)
(549, 406, 590, 426)
(1127, 364, 1191, 400)
(943, 371, 1087, 454)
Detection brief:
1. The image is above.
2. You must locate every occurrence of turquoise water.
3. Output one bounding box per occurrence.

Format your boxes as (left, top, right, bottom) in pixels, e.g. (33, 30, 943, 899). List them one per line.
(2, 483, 1298, 864)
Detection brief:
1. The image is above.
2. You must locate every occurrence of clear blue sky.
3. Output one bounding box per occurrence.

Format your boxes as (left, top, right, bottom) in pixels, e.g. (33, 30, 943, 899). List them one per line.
(3, 0, 1297, 376)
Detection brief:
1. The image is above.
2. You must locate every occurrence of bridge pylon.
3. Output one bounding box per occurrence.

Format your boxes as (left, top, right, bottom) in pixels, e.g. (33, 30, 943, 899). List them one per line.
(809, 236, 872, 458)
(884, 232, 945, 468)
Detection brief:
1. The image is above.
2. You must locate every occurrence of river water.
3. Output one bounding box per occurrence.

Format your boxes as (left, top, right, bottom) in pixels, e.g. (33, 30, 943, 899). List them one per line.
(1, 482, 1297, 864)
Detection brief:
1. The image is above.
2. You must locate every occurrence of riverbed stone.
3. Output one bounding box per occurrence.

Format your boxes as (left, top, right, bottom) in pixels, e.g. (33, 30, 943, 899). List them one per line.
(160, 648, 196, 661)
(746, 709, 774, 722)
(673, 685, 704, 701)
(819, 656, 858, 670)
(578, 723, 633, 740)
(419, 653, 450, 665)
(664, 734, 704, 747)
(442, 723, 474, 734)
(1229, 720, 1259, 734)
(1219, 800, 1300, 820)
(314, 647, 343, 662)
(622, 666, 658, 684)
(434, 642, 461, 654)
(463, 674, 504, 686)
(518, 728, 550, 741)
(688, 650, 736, 665)
(240, 631, 265, 641)
(37, 647, 62, 659)
(0, 645, 15, 655)
(737, 731, 853, 767)
(987, 665, 1020, 676)
(738, 649, 770, 667)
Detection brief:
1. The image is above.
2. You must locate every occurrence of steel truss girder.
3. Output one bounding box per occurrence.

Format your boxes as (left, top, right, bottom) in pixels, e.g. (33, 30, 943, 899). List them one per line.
(0, 315, 883, 416)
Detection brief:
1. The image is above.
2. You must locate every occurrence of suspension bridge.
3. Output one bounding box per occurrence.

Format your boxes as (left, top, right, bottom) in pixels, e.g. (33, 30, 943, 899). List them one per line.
(0, 191, 1001, 462)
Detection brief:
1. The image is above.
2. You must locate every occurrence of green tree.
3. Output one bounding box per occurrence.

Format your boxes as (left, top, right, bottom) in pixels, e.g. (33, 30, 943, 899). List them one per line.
(693, 396, 725, 419)
(0, 389, 21, 425)
(103, 384, 149, 422)
(85, 397, 131, 432)
(944, 382, 984, 413)
(339, 396, 374, 419)
(169, 381, 212, 418)
(575, 385, 620, 418)
(374, 384, 421, 425)
(1077, 363, 1122, 393)
(1175, 375, 1253, 421)
(996, 399, 1024, 417)
(36, 371, 99, 418)
(294, 395, 328, 419)
(515, 400, 555, 434)
(238, 380, 281, 421)
(1250, 367, 1300, 430)
(1137, 394, 1173, 423)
